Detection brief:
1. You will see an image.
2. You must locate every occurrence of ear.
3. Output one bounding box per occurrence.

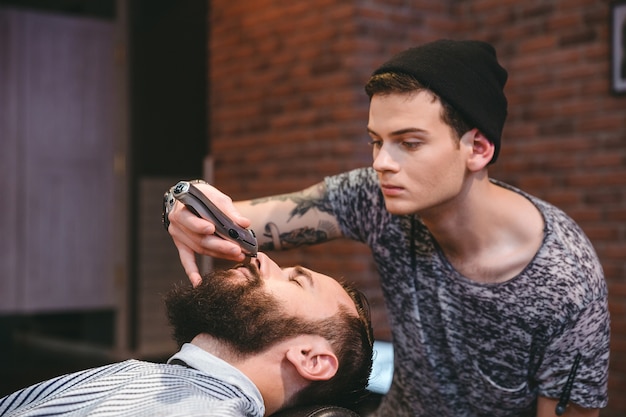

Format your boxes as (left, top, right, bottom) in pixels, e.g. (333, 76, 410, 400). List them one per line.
(462, 128, 494, 171)
(284, 335, 339, 381)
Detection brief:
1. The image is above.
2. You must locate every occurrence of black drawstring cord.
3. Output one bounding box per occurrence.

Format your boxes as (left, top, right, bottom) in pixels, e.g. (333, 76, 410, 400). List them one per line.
(410, 215, 417, 273)
(555, 352, 582, 415)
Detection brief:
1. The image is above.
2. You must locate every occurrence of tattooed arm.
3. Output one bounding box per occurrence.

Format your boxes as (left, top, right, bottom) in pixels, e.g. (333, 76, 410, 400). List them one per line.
(167, 181, 342, 285)
(243, 182, 343, 252)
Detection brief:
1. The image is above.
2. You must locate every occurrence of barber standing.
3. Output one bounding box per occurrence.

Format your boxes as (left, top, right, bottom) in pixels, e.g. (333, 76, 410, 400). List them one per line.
(166, 39, 610, 417)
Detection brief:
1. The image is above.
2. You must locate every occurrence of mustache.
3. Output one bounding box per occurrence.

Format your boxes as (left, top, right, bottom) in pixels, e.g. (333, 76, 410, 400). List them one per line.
(228, 261, 261, 284)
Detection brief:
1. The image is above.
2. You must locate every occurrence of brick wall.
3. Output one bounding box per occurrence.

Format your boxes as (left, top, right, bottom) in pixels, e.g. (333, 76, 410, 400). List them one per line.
(208, 0, 625, 414)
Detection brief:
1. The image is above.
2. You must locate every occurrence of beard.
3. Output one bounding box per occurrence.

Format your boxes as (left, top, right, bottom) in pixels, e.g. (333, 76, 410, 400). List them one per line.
(165, 264, 317, 355)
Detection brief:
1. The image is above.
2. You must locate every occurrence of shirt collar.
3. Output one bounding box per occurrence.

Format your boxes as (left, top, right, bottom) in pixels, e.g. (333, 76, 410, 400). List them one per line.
(168, 343, 265, 413)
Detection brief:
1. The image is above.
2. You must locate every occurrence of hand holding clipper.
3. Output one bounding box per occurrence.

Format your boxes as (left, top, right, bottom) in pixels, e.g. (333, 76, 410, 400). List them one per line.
(167, 181, 258, 258)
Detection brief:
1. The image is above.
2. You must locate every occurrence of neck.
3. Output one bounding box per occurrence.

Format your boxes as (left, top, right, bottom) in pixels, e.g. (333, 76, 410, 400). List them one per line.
(190, 334, 301, 416)
(420, 173, 495, 257)
(190, 333, 241, 363)
(420, 176, 544, 283)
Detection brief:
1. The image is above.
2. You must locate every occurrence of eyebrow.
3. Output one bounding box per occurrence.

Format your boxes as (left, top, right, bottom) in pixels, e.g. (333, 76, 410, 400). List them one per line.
(293, 266, 314, 287)
(367, 127, 429, 137)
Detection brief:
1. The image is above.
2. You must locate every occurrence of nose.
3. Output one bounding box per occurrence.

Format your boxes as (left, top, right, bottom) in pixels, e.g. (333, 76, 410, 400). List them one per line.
(254, 252, 281, 280)
(372, 145, 398, 172)
(250, 255, 261, 269)
(252, 253, 264, 274)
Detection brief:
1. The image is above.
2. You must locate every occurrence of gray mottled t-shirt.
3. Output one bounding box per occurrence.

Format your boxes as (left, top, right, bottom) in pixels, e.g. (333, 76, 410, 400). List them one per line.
(325, 168, 609, 417)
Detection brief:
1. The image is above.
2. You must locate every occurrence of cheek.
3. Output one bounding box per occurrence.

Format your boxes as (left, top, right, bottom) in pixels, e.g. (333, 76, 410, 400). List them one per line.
(403, 149, 467, 198)
(423, 143, 466, 178)
(423, 156, 466, 190)
(265, 285, 305, 316)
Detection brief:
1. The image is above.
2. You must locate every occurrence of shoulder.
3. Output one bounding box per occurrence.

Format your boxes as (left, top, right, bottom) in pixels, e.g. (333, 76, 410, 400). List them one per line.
(493, 181, 606, 303)
(324, 167, 378, 191)
(323, 167, 381, 207)
(493, 179, 598, 260)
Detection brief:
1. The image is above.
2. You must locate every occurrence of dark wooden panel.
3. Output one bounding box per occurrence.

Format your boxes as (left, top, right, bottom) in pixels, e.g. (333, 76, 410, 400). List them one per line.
(0, 10, 21, 311)
(0, 8, 117, 312)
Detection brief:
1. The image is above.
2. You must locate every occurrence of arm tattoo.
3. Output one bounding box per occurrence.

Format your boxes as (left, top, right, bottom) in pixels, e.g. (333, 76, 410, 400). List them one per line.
(288, 198, 334, 221)
(261, 223, 329, 251)
(250, 183, 334, 221)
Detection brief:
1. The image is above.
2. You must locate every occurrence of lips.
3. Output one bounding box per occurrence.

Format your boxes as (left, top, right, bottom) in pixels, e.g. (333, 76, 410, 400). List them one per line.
(380, 183, 404, 197)
(234, 266, 253, 280)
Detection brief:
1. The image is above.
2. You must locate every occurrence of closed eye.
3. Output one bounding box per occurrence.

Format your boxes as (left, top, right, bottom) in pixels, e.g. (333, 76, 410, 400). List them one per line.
(289, 266, 314, 288)
(288, 274, 303, 287)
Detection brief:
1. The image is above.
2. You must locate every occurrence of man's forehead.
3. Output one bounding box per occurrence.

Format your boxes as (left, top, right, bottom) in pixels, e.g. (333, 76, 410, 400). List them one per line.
(307, 268, 359, 317)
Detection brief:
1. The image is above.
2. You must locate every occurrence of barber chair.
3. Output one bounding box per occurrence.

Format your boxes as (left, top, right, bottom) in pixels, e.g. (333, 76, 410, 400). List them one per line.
(269, 404, 361, 417)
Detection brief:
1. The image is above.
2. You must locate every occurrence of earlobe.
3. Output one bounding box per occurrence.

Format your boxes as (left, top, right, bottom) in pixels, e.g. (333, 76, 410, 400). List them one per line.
(464, 129, 494, 171)
(285, 337, 339, 381)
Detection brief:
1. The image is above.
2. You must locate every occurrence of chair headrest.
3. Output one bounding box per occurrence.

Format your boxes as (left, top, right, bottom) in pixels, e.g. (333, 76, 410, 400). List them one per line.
(269, 405, 361, 417)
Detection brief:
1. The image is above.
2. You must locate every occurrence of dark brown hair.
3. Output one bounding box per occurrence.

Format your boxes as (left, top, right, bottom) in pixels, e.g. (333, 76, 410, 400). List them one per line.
(365, 72, 472, 141)
(289, 282, 374, 409)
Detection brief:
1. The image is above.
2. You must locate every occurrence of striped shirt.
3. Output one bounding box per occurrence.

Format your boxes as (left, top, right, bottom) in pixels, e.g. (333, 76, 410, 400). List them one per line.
(0, 343, 265, 417)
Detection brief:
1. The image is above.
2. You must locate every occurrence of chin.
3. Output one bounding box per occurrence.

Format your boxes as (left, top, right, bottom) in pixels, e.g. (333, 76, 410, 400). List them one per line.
(384, 200, 418, 216)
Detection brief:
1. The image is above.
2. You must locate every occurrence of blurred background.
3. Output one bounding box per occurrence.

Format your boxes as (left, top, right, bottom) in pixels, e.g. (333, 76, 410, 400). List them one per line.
(0, 0, 624, 415)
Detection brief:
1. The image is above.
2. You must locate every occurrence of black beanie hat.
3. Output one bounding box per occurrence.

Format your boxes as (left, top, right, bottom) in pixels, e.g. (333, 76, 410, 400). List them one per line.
(372, 39, 508, 163)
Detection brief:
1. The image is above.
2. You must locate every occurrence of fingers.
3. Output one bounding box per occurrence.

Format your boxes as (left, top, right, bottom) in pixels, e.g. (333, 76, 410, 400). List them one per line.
(168, 202, 216, 252)
(169, 204, 247, 259)
(195, 184, 251, 229)
(176, 243, 202, 287)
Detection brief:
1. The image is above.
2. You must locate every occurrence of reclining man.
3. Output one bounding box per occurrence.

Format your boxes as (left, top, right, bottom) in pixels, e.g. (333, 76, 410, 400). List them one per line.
(0, 252, 374, 417)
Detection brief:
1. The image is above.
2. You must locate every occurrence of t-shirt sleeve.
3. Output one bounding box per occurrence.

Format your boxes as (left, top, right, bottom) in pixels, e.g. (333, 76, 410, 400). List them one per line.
(324, 167, 386, 244)
(536, 296, 610, 408)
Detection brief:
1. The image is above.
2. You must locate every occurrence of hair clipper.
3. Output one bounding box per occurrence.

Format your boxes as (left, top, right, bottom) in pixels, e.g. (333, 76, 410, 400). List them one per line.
(171, 181, 258, 258)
